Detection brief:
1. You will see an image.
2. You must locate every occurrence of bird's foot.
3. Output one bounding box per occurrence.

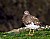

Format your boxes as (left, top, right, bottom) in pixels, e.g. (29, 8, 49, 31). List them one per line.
(25, 34, 33, 36)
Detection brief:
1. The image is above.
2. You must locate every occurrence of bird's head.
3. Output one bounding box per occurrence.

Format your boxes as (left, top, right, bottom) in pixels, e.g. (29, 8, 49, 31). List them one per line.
(24, 11, 30, 15)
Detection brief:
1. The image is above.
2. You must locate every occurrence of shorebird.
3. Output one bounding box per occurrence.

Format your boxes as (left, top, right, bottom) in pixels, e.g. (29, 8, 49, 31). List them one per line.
(22, 11, 40, 35)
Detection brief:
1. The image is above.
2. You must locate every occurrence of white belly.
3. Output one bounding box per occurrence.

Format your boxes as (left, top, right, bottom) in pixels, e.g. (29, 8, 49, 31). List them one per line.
(25, 22, 40, 29)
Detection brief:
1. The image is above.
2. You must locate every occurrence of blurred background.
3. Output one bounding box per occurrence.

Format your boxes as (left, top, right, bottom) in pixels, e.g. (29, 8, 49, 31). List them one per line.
(0, 0, 50, 31)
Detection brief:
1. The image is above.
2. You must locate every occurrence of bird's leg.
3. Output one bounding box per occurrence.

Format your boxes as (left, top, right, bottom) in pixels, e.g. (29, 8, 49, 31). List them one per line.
(33, 29, 34, 34)
(29, 29, 31, 34)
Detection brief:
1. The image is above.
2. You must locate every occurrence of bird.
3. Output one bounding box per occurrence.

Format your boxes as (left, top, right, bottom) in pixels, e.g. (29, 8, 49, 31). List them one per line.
(22, 10, 40, 35)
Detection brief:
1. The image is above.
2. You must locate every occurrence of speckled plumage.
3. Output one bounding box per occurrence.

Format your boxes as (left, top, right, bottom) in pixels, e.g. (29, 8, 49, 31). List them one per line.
(22, 11, 40, 25)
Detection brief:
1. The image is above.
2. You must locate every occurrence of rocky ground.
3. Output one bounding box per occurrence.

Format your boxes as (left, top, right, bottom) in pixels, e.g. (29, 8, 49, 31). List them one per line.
(0, 28, 50, 39)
